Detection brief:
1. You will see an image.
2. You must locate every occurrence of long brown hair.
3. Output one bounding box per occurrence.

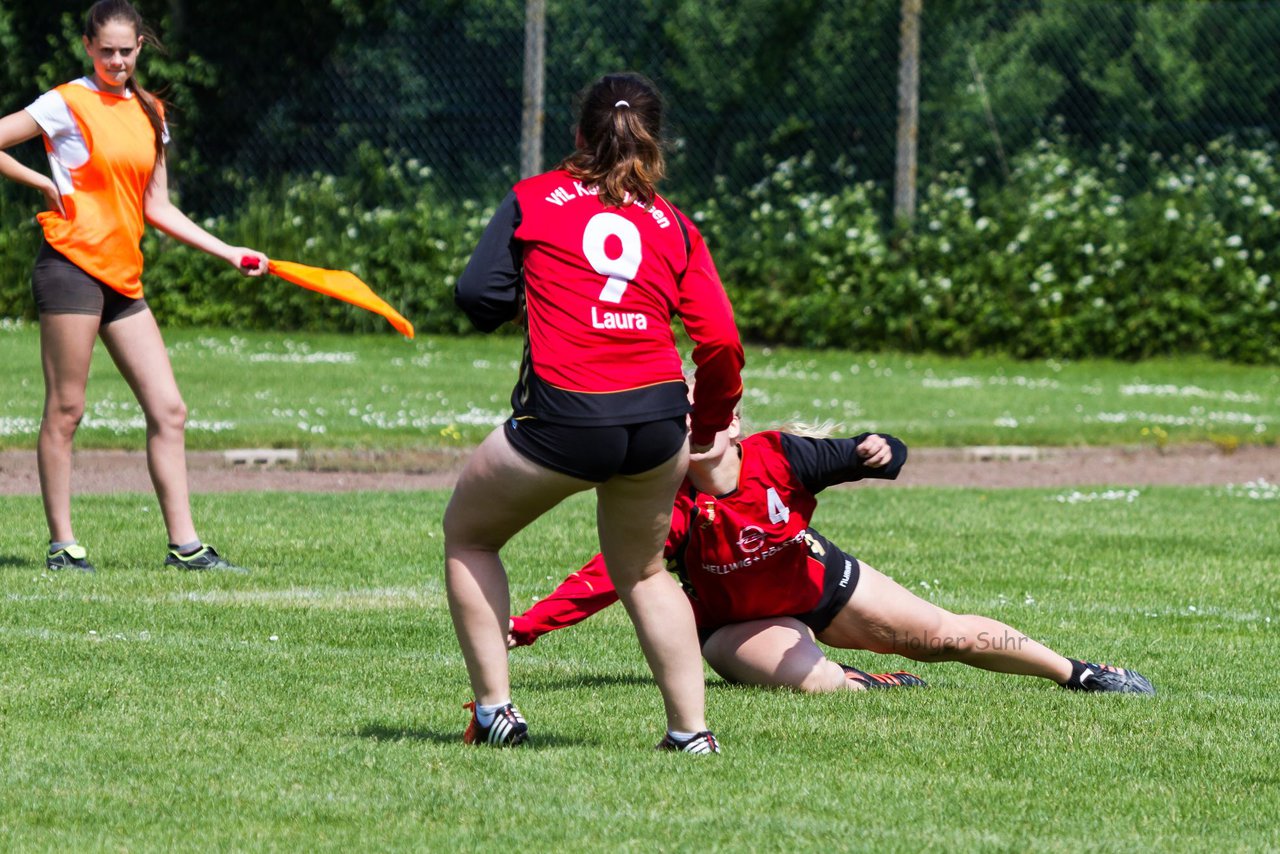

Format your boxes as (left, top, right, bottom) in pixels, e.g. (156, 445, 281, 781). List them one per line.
(558, 72, 666, 208)
(83, 0, 166, 166)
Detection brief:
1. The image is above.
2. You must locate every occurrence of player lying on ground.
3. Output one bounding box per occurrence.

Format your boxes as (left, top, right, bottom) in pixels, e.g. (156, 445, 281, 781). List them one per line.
(511, 416, 1155, 695)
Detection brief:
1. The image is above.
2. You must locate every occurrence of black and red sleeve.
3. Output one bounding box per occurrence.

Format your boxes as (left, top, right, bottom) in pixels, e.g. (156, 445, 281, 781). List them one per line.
(455, 191, 524, 332)
(676, 217, 744, 446)
(778, 432, 909, 494)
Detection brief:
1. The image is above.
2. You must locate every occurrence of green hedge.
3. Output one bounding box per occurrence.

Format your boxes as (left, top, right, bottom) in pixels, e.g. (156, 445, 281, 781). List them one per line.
(2, 136, 1277, 362)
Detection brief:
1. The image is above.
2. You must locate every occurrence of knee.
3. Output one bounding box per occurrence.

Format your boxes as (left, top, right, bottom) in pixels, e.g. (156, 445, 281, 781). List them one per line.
(442, 497, 504, 554)
(42, 399, 85, 437)
(148, 397, 187, 434)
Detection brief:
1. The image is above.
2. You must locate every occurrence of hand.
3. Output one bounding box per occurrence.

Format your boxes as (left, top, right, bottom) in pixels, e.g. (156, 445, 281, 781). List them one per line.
(857, 434, 892, 468)
(507, 618, 519, 649)
(41, 180, 65, 217)
(233, 249, 269, 276)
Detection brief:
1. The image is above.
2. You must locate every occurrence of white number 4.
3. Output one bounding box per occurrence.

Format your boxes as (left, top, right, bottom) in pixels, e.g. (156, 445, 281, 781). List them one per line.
(766, 487, 790, 524)
(583, 212, 642, 303)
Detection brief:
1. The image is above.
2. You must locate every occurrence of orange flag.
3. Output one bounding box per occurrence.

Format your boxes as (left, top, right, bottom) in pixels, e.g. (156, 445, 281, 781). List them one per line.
(245, 257, 414, 339)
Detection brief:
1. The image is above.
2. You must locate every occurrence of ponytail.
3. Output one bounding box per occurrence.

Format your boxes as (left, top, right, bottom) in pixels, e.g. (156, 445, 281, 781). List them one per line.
(559, 73, 666, 208)
(125, 77, 166, 166)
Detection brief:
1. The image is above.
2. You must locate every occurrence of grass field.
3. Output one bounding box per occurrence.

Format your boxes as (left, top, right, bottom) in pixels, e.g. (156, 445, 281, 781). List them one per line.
(1, 322, 1277, 450)
(2, 322, 1277, 849)
(2, 484, 1277, 851)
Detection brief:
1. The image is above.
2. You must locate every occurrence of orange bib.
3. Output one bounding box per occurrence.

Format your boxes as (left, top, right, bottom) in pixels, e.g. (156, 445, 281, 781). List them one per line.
(37, 83, 159, 299)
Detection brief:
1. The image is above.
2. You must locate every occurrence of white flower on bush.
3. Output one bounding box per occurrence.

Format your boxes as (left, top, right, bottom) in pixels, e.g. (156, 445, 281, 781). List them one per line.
(1212, 257, 1225, 270)
(938, 277, 952, 291)
(1226, 234, 1243, 247)
(975, 216, 990, 231)
(1164, 207, 1180, 221)
(1242, 195, 1256, 206)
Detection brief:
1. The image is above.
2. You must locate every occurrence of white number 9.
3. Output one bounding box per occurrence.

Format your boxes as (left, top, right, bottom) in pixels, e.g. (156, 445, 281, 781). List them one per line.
(583, 212, 642, 303)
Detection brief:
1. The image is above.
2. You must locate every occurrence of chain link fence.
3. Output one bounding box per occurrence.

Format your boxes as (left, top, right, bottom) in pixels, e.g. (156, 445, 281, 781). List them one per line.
(189, 0, 1280, 217)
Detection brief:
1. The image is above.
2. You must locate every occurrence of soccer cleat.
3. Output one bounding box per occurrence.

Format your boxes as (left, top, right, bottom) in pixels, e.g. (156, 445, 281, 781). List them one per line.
(46, 544, 95, 573)
(462, 701, 528, 747)
(163, 545, 247, 573)
(656, 730, 720, 754)
(841, 665, 928, 689)
(1062, 658, 1155, 695)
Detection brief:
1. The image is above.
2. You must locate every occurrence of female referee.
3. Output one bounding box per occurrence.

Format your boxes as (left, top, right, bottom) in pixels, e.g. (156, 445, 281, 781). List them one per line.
(448, 72, 744, 753)
(0, 0, 268, 574)
(511, 416, 1156, 697)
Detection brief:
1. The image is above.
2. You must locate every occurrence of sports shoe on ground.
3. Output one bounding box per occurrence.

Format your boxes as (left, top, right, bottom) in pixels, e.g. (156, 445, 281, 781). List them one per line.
(462, 701, 528, 747)
(163, 545, 247, 573)
(655, 730, 720, 754)
(46, 544, 95, 573)
(1062, 658, 1155, 695)
(841, 665, 928, 689)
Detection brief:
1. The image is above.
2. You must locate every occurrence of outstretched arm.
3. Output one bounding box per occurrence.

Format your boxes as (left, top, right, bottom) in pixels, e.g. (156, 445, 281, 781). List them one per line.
(509, 553, 620, 647)
(144, 158, 267, 275)
(779, 431, 909, 494)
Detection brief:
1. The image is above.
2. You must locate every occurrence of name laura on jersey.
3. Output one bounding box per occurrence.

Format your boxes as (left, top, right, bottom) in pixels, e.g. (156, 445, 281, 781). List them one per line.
(591, 307, 647, 330)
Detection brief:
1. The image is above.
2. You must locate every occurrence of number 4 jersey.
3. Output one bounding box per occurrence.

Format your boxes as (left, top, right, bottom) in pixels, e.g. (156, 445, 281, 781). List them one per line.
(455, 169, 743, 445)
(508, 430, 909, 644)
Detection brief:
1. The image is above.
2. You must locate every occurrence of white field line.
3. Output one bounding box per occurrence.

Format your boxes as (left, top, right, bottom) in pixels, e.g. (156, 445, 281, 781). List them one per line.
(4, 585, 443, 611)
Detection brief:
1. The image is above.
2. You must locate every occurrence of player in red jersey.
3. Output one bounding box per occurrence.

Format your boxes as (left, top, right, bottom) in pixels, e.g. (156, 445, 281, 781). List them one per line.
(447, 72, 744, 752)
(510, 415, 1156, 697)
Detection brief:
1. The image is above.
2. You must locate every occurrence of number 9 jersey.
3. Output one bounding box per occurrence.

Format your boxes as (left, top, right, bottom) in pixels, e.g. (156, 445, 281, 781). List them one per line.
(455, 169, 743, 446)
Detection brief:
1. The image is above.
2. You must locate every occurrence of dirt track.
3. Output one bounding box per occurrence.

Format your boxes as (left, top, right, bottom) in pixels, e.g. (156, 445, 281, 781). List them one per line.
(1, 442, 1277, 495)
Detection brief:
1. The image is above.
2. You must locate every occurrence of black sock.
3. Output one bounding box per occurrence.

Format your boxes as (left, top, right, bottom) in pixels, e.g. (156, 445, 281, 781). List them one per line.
(170, 540, 203, 556)
(1061, 658, 1089, 689)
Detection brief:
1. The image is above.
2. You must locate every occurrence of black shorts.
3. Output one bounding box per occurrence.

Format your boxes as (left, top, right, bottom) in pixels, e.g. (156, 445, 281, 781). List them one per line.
(31, 242, 148, 324)
(503, 415, 687, 482)
(697, 543, 862, 645)
(795, 544, 862, 634)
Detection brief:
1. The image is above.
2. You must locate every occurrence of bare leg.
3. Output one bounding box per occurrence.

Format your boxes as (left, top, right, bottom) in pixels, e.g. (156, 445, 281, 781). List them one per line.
(36, 313, 100, 543)
(596, 444, 708, 734)
(443, 427, 590, 705)
(819, 563, 1073, 683)
(99, 309, 197, 546)
(702, 618, 851, 693)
